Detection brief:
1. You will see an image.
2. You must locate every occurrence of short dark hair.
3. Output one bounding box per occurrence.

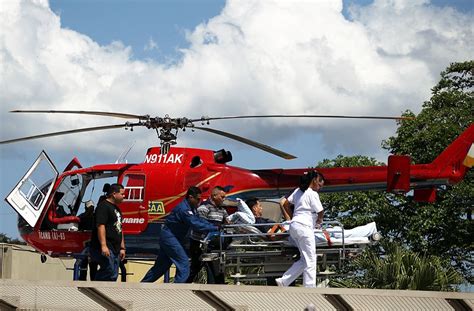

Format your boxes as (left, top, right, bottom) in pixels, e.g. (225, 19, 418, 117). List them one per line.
(187, 186, 202, 198)
(107, 183, 124, 196)
(245, 198, 259, 209)
(213, 186, 225, 192)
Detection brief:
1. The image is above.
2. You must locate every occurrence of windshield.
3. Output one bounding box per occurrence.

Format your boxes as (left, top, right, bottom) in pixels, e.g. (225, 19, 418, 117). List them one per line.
(54, 174, 84, 216)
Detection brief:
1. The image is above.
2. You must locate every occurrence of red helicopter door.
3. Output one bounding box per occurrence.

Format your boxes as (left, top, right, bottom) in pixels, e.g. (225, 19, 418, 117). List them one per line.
(5, 151, 58, 227)
(120, 172, 148, 234)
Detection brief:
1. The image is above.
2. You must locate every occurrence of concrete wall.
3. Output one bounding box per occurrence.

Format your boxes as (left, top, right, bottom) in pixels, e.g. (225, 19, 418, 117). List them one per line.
(3, 279, 473, 311)
(0, 243, 171, 283)
(0, 243, 74, 281)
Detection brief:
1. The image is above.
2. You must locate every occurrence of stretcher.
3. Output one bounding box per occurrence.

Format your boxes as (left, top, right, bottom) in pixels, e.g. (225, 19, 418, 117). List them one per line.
(200, 221, 381, 285)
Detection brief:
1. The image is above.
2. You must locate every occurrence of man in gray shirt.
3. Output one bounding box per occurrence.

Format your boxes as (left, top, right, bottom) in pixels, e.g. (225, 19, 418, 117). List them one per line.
(186, 186, 228, 283)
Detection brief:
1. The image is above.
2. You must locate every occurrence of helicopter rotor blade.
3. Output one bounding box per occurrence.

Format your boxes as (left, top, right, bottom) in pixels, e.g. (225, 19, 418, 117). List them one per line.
(3, 110, 412, 158)
(0, 123, 142, 145)
(192, 126, 297, 160)
(191, 114, 413, 122)
(10, 110, 413, 122)
(10, 109, 146, 120)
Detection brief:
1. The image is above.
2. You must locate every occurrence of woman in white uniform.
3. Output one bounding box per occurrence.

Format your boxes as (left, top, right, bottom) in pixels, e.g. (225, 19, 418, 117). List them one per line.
(276, 171, 325, 288)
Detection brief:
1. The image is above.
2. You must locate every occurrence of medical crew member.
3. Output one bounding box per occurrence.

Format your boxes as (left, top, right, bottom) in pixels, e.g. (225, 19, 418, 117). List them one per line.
(276, 171, 325, 288)
(141, 186, 218, 283)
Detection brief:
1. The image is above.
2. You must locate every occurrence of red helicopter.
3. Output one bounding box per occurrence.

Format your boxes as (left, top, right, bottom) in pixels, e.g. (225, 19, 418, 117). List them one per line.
(2, 110, 473, 262)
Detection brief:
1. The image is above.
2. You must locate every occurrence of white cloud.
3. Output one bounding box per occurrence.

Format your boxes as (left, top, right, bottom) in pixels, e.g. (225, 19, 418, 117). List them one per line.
(0, 0, 472, 163)
(144, 37, 159, 52)
(349, 0, 473, 77)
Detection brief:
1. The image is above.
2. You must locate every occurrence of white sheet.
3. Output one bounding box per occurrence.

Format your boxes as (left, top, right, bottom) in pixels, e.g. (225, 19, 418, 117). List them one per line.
(282, 222, 377, 247)
(227, 221, 379, 247)
(323, 222, 378, 239)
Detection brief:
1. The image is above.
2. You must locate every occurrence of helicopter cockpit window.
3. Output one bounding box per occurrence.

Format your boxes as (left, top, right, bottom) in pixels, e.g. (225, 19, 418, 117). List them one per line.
(121, 174, 145, 202)
(21, 177, 54, 211)
(17, 160, 57, 211)
(6, 151, 59, 228)
(55, 174, 83, 215)
(190, 156, 203, 168)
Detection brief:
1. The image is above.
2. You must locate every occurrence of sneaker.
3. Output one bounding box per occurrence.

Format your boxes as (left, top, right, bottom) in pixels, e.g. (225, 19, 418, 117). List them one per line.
(275, 278, 284, 287)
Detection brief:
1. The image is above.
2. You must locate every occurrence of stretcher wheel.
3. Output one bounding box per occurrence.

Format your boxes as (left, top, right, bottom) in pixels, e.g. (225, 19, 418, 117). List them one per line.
(371, 232, 381, 241)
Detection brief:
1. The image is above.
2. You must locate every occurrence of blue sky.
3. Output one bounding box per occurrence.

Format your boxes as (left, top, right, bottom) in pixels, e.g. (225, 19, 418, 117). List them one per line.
(48, 0, 473, 62)
(1, 0, 472, 239)
(49, 0, 227, 62)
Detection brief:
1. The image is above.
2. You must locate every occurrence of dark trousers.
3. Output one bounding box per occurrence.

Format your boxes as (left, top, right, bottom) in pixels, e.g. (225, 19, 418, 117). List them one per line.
(186, 239, 225, 284)
(74, 246, 97, 281)
(75, 256, 98, 281)
(141, 228, 189, 283)
(186, 239, 203, 283)
(89, 246, 120, 281)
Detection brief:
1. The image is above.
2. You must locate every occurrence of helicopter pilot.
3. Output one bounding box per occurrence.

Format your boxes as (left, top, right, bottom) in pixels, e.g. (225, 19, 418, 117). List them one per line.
(78, 200, 95, 231)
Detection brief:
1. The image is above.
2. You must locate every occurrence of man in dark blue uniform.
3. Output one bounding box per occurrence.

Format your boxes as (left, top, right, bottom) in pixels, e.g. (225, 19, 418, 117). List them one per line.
(141, 186, 218, 283)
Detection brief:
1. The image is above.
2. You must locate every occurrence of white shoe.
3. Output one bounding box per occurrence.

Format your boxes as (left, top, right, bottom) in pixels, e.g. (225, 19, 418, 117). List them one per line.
(275, 278, 284, 287)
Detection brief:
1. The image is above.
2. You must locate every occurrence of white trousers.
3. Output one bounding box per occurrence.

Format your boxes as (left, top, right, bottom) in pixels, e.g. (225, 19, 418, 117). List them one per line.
(279, 221, 316, 288)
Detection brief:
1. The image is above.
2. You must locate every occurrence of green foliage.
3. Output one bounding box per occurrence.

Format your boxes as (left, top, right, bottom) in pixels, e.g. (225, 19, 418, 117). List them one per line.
(330, 241, 463, 291)
(0, 232, 26, 245)
(318, 155, 407, 240)
(382, 60, 473, 163)
(381, 60, 473, 282)
(321, 61, 473, 287)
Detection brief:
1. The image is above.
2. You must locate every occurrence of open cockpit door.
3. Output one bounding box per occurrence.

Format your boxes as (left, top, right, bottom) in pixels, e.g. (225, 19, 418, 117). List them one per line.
(5, 151, 58, 227)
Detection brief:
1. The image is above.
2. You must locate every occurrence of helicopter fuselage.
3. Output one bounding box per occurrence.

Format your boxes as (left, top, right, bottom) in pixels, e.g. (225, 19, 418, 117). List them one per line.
(7, 124, 474, 258)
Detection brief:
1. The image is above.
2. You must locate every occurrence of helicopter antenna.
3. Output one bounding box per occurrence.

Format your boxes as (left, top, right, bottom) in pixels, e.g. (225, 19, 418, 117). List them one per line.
(115, 140, 136, 164)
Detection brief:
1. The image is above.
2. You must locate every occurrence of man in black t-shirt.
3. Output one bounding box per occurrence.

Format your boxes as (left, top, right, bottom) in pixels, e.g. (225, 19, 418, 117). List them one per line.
(90, 183, 126, 281)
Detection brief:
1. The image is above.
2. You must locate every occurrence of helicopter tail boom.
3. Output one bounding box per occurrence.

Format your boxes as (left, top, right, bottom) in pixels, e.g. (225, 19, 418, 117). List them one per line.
(430, 124, 474, 184)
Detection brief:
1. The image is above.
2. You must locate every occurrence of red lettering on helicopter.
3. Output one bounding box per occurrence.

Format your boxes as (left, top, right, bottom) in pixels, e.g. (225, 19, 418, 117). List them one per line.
(122, 218, 145, 224)
(38, 231, 65, 240)
(144, 153, 183, 164)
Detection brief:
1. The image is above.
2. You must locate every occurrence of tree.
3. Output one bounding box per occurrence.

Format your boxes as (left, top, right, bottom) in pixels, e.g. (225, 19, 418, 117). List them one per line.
(0, 232, 26, 245)
(318, 155, 407, 237)
(330, 241, 463, 291)
(382, 60, 473, 282)
(319, 61, 473, 285)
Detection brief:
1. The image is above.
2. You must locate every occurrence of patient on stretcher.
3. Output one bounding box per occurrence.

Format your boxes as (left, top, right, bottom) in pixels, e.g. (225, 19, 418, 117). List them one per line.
(225, 198, 381, 247)
(232, 217, 380, 247)
(228, 198, 287, 239)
